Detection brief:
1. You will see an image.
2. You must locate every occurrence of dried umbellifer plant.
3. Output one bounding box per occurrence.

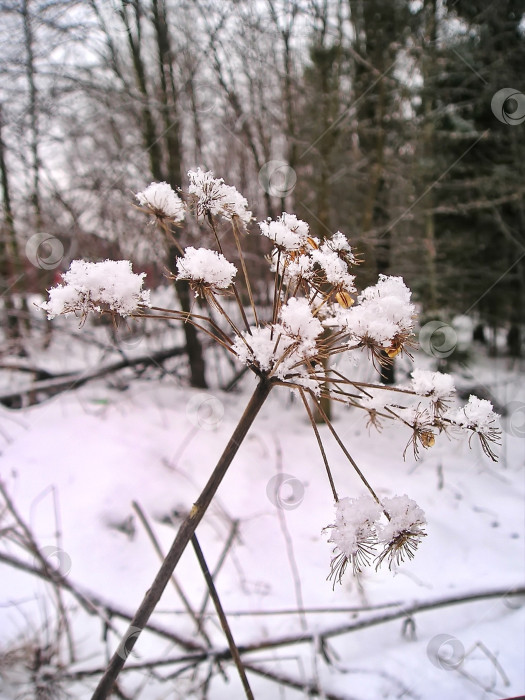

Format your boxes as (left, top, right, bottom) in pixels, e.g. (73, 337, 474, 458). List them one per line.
(41, 169, 501, 696)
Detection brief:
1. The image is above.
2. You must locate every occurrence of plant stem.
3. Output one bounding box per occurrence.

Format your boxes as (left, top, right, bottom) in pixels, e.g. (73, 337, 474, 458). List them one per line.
(231, 216, 258, 327)
(198, 520, 239, 620)
(191, 534, 254, 699)
(207, 211, 251, 332)
(298, 389, 338, 501)
(91, 377, 274, 699)
(307, 390, 384, 510)
(131, 500, 212, 646)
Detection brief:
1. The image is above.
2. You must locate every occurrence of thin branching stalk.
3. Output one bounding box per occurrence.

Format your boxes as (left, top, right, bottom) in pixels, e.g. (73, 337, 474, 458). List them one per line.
(270, 249, 282, 337)
(206, 291, 250, 346)
(231, 216, 258, 327)
(158, 220, 185, 256)
(207, 213, 251, 333)
(298, 389, 338, 501)
(267, 341, 301, 379)
(198, 520, 239, 622)
(351, 380, 421, 396)
(148, 306, 234, 345)
(305, 390, 385, 514)
(138, 311, 235, 355)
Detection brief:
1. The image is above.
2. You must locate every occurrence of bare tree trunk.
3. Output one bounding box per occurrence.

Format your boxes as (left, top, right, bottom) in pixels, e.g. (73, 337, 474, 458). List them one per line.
(420, 0, 438, 311)
(22, 0, 42, 227)
(0, 107, 25, 345)
(116, 0, 207, 387)
(151, 0, 207, 387)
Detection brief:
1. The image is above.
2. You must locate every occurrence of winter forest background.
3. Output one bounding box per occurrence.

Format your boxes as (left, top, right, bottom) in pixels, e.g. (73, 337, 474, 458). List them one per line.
(0, 1, 524, 699)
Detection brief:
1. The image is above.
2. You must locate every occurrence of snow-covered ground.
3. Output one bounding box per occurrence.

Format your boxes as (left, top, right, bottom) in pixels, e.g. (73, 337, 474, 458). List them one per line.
(0, 325, 523, 699)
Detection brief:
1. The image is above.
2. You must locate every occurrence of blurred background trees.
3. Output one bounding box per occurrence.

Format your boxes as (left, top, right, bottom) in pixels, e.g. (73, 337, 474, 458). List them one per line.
(1, 0, 524, 378)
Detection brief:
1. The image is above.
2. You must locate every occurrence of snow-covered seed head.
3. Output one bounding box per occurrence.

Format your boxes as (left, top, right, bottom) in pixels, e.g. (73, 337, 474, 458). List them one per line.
(175, 246, 237, 296)
(325, 494, 427, 582)
(278, 297, 324, 342)
(324, 495, 382, 585)
(231, 298, 324, 391)
(446, 395, 501, 461)
(375, 495, 427, 570)
(411, 369, 455, 399)
(310, 237, 356, 294)
(40, 260, 151, 323)
(403, 406, 437, 460)
(341, 275, 416, 365)
(136, 182, 186, 223)
(411, 369, 455, 415)
(259, 213, 310, 251)
(187, 168, 252, 224)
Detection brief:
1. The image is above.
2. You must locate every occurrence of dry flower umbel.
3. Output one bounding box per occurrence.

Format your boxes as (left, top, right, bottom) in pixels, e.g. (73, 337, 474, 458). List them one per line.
(42, 169, 501, 586)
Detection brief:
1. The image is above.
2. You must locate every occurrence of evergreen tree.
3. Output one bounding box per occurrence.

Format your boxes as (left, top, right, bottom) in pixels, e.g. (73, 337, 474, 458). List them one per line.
(415, 0, 525, 335)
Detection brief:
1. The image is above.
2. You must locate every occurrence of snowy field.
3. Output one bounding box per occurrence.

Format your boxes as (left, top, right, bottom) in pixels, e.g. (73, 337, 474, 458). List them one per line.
(0, 314, 524, 700)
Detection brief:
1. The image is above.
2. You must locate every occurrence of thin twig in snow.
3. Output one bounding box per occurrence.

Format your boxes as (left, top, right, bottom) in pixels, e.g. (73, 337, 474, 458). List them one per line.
(0, 480, 76, 663)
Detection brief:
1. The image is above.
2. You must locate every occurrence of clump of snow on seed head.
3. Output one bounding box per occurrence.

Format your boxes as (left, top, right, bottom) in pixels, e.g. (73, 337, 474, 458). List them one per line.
(278, 297, 323, 343)
(232, 326, 276, 373)
(311, 243, 356, 291)
(136, 181, 185, 222)
(342, 274, 415, 345)
(41, 260, 151, 319)
(447, 394, 499, 432)
(327, 495, 382, 560)
(187, 168, 252, 224)
(377, 495, 427, 544)
(411, 369, 455, 398)
(259, 213, 310, 251)
(327, 231, 354, 255)
(176, 247, 237, 291)
(325, 491, 428, 581)
(232, 298, 323, 389)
